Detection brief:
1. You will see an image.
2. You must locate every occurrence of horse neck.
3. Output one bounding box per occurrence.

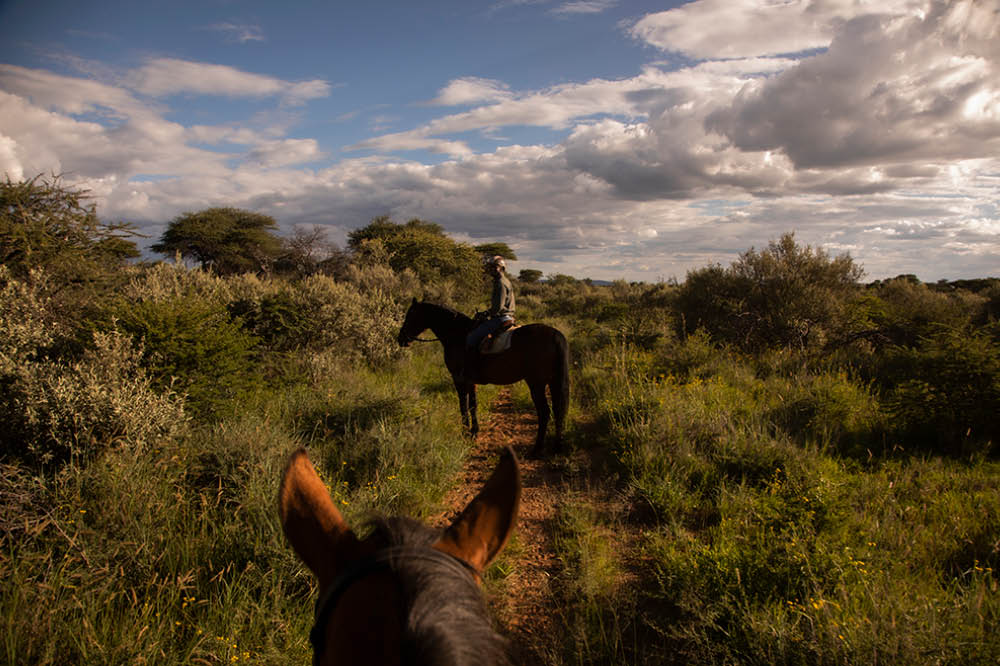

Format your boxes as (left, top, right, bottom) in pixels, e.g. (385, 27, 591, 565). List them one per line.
(423, 305, 471, 344)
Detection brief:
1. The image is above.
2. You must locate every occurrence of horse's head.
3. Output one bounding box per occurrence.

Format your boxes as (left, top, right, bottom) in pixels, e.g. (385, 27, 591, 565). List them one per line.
(397, 297, 425, 347)
(279, 446, 521, 666)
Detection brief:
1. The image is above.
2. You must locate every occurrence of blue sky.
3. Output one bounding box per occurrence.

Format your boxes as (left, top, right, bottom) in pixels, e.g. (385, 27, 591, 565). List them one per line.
(2, 0, 998, 281)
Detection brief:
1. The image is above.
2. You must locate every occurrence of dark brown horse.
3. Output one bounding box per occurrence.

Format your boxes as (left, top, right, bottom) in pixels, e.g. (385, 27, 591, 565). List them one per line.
(397, 299, 569, 457)
(279, 446, 521, 666)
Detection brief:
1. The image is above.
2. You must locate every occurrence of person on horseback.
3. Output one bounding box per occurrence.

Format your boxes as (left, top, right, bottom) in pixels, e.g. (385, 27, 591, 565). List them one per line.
(459, 255, 515, 382)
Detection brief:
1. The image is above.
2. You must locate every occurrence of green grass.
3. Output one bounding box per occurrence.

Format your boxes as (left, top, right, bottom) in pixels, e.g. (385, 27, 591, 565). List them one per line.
(566, 338, 1000, 665)
(0, 343, 485, 664)
(4, 263, 999, 665)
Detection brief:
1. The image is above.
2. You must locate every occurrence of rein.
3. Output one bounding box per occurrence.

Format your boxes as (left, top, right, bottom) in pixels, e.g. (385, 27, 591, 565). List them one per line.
(310, 546, 478, 664)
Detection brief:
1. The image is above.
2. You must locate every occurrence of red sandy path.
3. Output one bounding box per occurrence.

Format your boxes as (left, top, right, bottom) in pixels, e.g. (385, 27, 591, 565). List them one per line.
(431, 388, 564, 664)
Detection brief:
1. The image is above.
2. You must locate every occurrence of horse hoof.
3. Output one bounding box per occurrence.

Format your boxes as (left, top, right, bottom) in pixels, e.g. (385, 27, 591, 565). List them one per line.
(527, 446, 544, 460)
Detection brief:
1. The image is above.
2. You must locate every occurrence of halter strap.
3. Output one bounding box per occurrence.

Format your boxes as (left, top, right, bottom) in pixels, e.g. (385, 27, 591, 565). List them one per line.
(310, 546, 478, 664)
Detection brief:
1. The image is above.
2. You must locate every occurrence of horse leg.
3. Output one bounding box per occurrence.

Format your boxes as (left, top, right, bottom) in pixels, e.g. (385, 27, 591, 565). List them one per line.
(549, 380, 568, 453)
(468, 384, 479, 439)
(527, 381, 551, 458)
(455, 384, 472, 436)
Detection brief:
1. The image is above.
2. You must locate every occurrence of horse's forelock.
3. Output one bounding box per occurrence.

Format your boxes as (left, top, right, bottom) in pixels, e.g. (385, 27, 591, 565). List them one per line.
(363, 517, 512, 665)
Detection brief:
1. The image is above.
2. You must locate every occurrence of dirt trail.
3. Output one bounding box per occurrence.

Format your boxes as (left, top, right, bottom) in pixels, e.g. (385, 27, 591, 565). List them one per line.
(432, 388, 564, 664)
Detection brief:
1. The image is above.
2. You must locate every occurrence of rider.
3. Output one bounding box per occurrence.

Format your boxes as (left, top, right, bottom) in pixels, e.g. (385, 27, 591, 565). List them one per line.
(460, 255, 515, 382)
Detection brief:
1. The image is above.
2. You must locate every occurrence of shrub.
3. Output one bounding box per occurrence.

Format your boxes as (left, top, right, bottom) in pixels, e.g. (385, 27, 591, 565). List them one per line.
(0, 175, 138, 284)
(675, 233, 864, 352)
(0, 329, 186, 466)
(230, 275, 404, 365)
(112, 296, 259, 420)
(882, 325, 1000, 454)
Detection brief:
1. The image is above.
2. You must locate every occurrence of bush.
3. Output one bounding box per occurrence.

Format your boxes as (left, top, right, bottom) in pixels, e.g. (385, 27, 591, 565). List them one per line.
(882, 325, 1000, 454)
(229, 275, 404, 365)
(0, 329, 186, 466)
(0, 175, 138, 284)
(675, 233, 864, 352)
(1, 267, 186, 465)
(112, 297, 259, 420)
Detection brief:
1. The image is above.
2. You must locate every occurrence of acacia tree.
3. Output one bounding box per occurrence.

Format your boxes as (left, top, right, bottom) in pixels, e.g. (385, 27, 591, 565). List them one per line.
(347, 216, 482, 285)
(474, 242, 517, 261)
(518, 269, 543, 283)
(152, 207, 283, 275)
(1, 175, 139, 283)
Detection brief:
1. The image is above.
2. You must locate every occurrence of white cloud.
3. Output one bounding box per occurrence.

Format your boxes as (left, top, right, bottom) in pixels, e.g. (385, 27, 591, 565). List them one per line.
(551, 1, 617, 16)
(128, 58, 330, 105)
(630, 0, 925, 59)
(247, 138, 323, 167)
(432, 77, 513, 105)
(206, 22, 266, 43)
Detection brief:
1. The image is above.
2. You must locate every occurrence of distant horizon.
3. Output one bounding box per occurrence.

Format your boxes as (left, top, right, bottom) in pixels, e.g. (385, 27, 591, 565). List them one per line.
(2, 1, 998, 282)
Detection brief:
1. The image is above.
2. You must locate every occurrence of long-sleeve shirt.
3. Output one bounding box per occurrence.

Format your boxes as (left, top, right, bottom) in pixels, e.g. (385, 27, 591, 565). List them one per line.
(489, 274, 515, 318)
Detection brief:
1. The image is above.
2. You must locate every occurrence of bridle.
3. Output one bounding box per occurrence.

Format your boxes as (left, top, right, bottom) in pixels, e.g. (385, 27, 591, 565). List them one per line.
(309, 546, 478, 665)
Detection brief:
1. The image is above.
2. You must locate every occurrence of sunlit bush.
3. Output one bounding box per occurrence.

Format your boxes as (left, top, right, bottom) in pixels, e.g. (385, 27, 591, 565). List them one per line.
(675, 233, 864, 352)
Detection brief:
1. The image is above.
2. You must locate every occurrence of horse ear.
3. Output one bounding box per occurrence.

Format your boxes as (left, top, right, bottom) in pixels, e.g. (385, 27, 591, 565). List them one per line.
(279, 448, 360, 588)
(411, 297, 418, 305)
(435, 447, 521, 573)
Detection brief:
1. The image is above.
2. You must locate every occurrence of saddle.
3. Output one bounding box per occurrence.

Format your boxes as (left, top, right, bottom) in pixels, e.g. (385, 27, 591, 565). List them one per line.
(478, 319, 517, 354)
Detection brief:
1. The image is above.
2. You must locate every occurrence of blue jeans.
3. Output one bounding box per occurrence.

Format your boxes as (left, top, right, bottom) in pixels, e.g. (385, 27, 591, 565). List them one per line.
(466, 316, 513, 350)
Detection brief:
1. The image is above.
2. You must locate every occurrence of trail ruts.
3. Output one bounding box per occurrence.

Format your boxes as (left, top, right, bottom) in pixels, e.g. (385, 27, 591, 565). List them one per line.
(433, 388, 564, 664)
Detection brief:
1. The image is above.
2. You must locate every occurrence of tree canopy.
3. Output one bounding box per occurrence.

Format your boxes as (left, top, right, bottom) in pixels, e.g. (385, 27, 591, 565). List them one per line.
(518, 269, 543, 283)
(473, 242, 517, 261)
(152, 207, 283, 275)
(1, 175, 139, 283)
(347, 216, 483, 286)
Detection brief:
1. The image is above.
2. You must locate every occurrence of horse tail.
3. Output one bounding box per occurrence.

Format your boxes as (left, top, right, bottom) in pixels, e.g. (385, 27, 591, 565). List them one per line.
(551, 329, 570, 424)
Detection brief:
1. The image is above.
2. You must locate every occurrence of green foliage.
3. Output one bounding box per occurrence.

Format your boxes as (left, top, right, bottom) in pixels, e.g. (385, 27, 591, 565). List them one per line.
(4, 213, 999, 666)
(112, 297, 259, 419)
(0, 267, 186, 466)
(881, 325, 1000, 453)
(474, 241, 517, 260)
(676, 233, 864, 351)
(346, 216, 481, 299)
(865, 277, 984, 347)
(518, 268, 543, 283)
(231, 275, 404, 365)
(0, 175, 139, 284)
(152, 207, 283, 275)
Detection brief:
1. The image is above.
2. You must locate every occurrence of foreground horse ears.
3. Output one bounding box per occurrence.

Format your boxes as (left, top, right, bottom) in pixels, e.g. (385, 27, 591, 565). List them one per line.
(279, 446, 521, 581)
(278, 450, 361, 589)
(434, 446, 521, 573)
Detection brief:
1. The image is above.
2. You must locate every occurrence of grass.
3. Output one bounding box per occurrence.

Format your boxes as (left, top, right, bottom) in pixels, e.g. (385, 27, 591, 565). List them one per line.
(562, 337, 1000, 665)
(4, 265, 999, 665)
(0, 343, 485, 664)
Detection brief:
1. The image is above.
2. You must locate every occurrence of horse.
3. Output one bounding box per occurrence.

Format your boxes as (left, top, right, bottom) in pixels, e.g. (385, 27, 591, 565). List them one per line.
(396, 299, 569, 458)
(279, 446, 521, 666)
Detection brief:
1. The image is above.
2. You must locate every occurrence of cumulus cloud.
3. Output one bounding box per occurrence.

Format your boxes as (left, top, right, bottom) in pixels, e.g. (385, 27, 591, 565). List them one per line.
(2, 0, 998, 281)
(705, 4, 1000, 170)
(432, 77, 513, 105)
(630, 0, 925, 59)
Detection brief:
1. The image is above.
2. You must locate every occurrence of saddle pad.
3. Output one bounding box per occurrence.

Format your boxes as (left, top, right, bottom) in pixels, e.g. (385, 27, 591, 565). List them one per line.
(479, 327, 517, 354)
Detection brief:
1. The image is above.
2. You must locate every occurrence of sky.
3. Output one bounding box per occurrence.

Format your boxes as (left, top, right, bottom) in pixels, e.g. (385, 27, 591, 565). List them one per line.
(1, 0, 998, 282)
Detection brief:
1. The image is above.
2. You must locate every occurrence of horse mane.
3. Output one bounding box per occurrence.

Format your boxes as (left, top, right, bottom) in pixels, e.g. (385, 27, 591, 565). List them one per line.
(418, 301, 473, 325)
(365, 517, 513, 666)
